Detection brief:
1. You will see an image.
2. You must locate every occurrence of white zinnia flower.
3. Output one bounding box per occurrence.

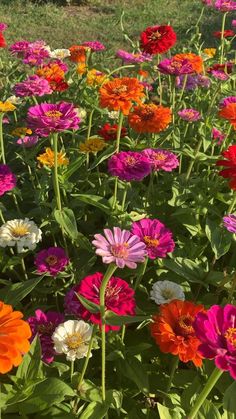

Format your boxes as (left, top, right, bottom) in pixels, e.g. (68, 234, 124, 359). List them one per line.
(150, 280, 185, 305)
(107, 110, 119, 120)
(76, 107, 87, 122)
(7, 95, 23, 105)
(52, 320, 93, 362)
(49, 49, 71, 59)
(0, 218, 42, 253)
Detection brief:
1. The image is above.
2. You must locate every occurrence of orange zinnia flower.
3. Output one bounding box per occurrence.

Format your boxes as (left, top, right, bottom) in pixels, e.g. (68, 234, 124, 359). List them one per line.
(150, 300, 205, 367)
(219, 103, 236, 130)
(128, 103, 171, 133)
(173, 53, 204, 73)
(0, 301, 31, 374)
(69, 45, 87, 63)
(99, 77, 145, 115)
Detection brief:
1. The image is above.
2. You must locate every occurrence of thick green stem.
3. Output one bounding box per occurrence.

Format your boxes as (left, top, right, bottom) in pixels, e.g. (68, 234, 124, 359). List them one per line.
(188, 368, 223, 419)
(52, 133, 62, 211)
(99, 263, 117, 401)
(78, 325, 97, 389)
(115, 112, 124, 153)
(0, 114, 6, 164)
(220, 13, 228, 65)
(121, 182, 129, 212)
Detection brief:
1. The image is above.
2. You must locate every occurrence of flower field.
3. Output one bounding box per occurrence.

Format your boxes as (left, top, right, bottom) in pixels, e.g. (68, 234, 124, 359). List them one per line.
(1, 1, 236, 418)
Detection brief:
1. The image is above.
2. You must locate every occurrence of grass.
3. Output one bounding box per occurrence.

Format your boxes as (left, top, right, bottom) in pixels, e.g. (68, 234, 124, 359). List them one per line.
(0, 0, 230, 53)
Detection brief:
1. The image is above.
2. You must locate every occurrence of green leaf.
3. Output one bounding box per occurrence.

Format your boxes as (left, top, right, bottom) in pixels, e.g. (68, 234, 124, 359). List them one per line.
(16, 336, 43, 381)
(162, 258, 206, 284)
(205, 218, 232, 260)
(54, 207, 78, 240)
(157, 403, 172, 419)
(2, 275, 45, 305)
(79, 379, 103, 403)
(223, 382, 236, 413)
(89, 145, 115, 170)
(105, 311, 149, 326)
(73, 194, 111, 214)
(79, 396, 112, 419)
(118, 357, 149, 394)
(195, 400, 222, 419)
(75, 292, 100, 313)
(63, 155, 86, 180)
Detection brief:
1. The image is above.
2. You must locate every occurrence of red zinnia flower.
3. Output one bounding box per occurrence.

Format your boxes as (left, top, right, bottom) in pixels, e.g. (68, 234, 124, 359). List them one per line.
(98, 123, 128, 141)
(140, 25, 177, 55)
(0, 32, 6, 48)
(208, 62, 233, 74)
(217, 144, 236, 189)
(213, 30, 235, 38)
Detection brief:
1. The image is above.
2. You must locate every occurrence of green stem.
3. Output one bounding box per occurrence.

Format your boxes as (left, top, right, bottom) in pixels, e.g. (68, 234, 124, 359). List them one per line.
(99, 263, 117, 401)
(115, 112, 124, 153)
(112, 177, 118, 210)
(188, 368, 223, 419)
(121, 183, 129, 212)
(78, 325, 97, 390)
(220, 13, 228, 65)
(178, 74, 188, 103)
(185, 138, 203, 181)
(86, 109, 94, 142)
(166, 356, 179, 393)
(21, 257, 28, 280)
(228, 193, 236, 213)
(0, 114, 6, 164)
(70, 360, 74, 383)
(134, 258, 148, 290)
(52, 133, 62, 211)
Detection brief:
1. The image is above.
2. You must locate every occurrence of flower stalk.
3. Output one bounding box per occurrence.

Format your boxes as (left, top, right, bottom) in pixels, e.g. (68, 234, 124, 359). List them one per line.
(0, 114, 6, 164)
(52, 133, 62, 212)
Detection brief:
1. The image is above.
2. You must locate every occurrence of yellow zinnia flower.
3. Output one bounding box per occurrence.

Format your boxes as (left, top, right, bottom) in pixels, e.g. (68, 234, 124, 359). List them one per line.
(0, 101, 16, 113)
(37, 147, 69, 168)
(202, 48, 216, 58)
(86, 69, 108, 86)
(11, 127, 32, 137)
(79, 137, 106, 153)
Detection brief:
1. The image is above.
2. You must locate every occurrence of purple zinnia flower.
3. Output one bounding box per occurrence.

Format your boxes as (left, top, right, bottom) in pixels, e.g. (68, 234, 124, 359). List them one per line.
(0, 164, 16, 196)
(193, 305, 236, 380)
(108, 151, 151, 182)
(83, 41, 106, 51)
(9, 40, 30, 56)
(28, 309, 64, 363)
(215, 0, 236, 11)
(211, 70, 229, 81)
(223, 214, 236, 233)
(0, 23, 8, 32)
(14, 75, 52, 97)
(212, 127, 225, 145)
(158, 58, 193, 75)
(178, 108, 201, 122)
(92, 226, 147, 269)
(220, 96, 236, 108)
(34, 247, 69, 276)
(142, 148, 179, 172)
(27, 102, 80, 137)
(131, 218, 175, 259)
(16, 135, 39, 147)
(116, 49, 152, 64)
(176, 74, 211, 90)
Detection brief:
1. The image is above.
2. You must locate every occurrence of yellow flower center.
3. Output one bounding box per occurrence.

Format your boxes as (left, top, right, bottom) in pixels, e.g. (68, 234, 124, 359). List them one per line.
(177, 314, 194, 336)
(140, 108, 155, 120)
(225, 327, 236, 347)
(44, 110, 63, 119)
(45, 255, 58, 266)
(110, 243, 129, 258)
(184, 110, 195, 119)
(154, 152, 166, 161)
(10, 225, 29, 238)
(65, 332, 83, 349)
(113, 85, 128, 95)
(151, 30, 162, 40)
(143, 235, 159, 248)
(161, 289, 175, 300)
(125, 156, 137, 166)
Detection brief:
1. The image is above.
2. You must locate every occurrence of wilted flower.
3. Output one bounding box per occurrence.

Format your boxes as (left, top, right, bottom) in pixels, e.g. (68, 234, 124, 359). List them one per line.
(0, 165, 16, 196)
(0, 218, 42, 253)
(223, 214, 236, 233)
(150, 280, 185, 305)
(12, 127, 32, 137)
(37, 147, 69, 168)
(6, 95, 23, 105)
(142, 148, 179, 172)
(213, 30, 235, 38)
(92, 226, 147, 269)
(52, 319, 93, 361)
(108, 151, 151, 181)
(14, 75, 52, 97)
(34, 247, 69, 276)
(211, 70, 229, 80)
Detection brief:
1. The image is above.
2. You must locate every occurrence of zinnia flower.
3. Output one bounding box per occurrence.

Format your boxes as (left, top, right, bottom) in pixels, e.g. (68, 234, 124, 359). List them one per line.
(12, 127, 32, 137)
(142, 148, 179, 172)
(150, 280, 185, 305)
(69, 45, 87, 63)
(108, 151, 151, 181)
(211, 70, 229, 80)
(220, 96, 236, 108)
(0, 23, 8, 32)
(0, 218, 42, 253)
(208, 62, 233, 74)
(37, 147, 69, 168)
(0, 101, 16, 113)
(140, 25, 177, 55)
(158, 58, 193, 75)
(176, 74, 211, 90)
(17, 135, 39, 147)
(212, 127, 225, 145)
(151, 300, 205, 366)
(92, 226, 147, 269)
(128, 104, 172, 133)
(194, 305, 236, 379)
(49, 49, 71, 59)
(98, 123, 127, 141)
(22, 40, 50, 66)
(9, 40, 30, 56)
(0, 301, 31, 373)
(28, 310, 64, 363)
(64, 272, 136, 331)
(202, 48, 216, 58)
(0, 32, 6, 48)
(34, 247, 69, 276)
(83, 41, 105, 51)
(178, 108, 201, 122)
(213, 30, 235, 38)
(219, 103, 236, 129)
(131, 218, 175, 259)
(215, 0, 236, 11)
(223, 214, 236, 233)
(217, 145, 236, 189)
(116, 49, 152, 63)
(52, 320, 93, 361)
(232, 20, 236, 27)
(173, 53, 204, 74)
(0, 165, 16, 196)
(27, 102, 80, 137)
(14, 75, 52, 97)
(99, 77, 144, 115)
(79, 137, 106, 153)
(86, 69, 108, 86)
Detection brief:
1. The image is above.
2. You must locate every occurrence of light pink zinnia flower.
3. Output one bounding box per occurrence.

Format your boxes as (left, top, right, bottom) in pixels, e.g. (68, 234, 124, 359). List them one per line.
(178, 108, 201, 122)
(142, 148, 179, 172)
(14, 75, 52, 97)
(92, 227, 147, 269)
(16, 135, 39, 147)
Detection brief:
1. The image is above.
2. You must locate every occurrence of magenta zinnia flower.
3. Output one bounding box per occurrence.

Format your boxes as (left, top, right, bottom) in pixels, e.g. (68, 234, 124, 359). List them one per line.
(34, 247, 69, 276)
(14, 75, 52, 97)
(92, 227, 147, 269)
(64, 272, 136, 331)
(215, 0, 236, 11)
(220, 96, 236, 108)
(116, 49, 152, 64)
(212, 127, 225, 145)
(223, 214, 236, 233)
(158, 58, 193, 75)
(0, 164, 16, 196)
(131, 218, 175, 259)
(28, 309, 64, 363)
(211, 70, 229, 81)
(83, 41, 106, 51)
(194, 305, 236, 379)
(0, 23, 8, 32)
(9, 40, 30, 56)
(178, 108, 201, 122)
(27, 102, 80, 137)
(108, 151, 151, 182)
(16, 135, 39, 147)
(142, 148, 179, 172)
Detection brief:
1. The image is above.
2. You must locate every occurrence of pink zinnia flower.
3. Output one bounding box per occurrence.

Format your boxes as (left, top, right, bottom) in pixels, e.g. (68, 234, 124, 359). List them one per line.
(23, 40, 50, 66)
(34, 247, 69, 276)
(0, 23, 8, 32)
(178, 108, 201, 122)
(131, 218, 175, 259)
(108, 151, 151, 182)
(28, 310, 64, 363)
(215, 0, 236, 11)
(92, 226, 147, 269)
(158, 58, 193, 75)
(0, 164, 16, 196)
(232, 20, 236, 28)
(14, 75, 52, 97)
(9, 40, 30, 56)
(116, 49, 152, 64)
(176, 74, 211, 90)
(27, 102, 80, 137)
(193, 305, 236, 379)
(223, 214, 236, 233)
(83, 41, 105, 51)
(211, 70, 229, 80)
(142, 148, 179, 172)
(212, 127, 225, 145)
(16, 135, 39, 147)
(220, 96, 236, 108)
(64, 272, 136, 331)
